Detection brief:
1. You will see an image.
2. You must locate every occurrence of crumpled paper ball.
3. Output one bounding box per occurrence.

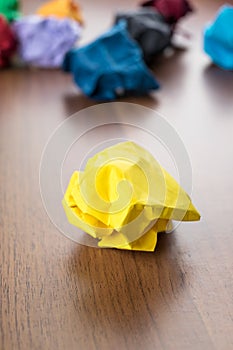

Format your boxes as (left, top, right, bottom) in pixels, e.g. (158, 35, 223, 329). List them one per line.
(141, 0, 193, 25)
(114, 8, 171, 64)
(0, 15, 17, 68)
(63, 21, 159, 100)
(13, 15, 82, 68)
(204, 5, 233, 70)
(0, 0, 20, 22)
(62, 141, 200, 251)
(36, 0, 84, 25)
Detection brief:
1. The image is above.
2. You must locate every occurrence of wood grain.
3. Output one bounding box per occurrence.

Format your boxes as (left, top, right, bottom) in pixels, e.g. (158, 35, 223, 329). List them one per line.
(1, 0, 233, 349)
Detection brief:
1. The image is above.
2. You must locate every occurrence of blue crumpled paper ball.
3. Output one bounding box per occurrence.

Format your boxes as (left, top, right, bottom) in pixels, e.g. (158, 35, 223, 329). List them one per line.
(204, 5, 233, 70)
(63, 21, 160, 100)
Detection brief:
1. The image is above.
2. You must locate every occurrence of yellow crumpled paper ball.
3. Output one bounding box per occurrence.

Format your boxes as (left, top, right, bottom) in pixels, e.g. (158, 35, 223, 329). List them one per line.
(37, 0, 84, 25)
(62, 141, 200, 251)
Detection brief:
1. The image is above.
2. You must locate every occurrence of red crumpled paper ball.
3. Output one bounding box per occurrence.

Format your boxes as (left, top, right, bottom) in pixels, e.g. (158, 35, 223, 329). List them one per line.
(0, 15, 17, 68)
(141, 0, 193, 25)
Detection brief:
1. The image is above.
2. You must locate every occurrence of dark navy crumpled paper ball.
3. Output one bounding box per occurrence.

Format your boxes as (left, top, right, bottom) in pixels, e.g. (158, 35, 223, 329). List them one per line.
(114, 8, 171, 64)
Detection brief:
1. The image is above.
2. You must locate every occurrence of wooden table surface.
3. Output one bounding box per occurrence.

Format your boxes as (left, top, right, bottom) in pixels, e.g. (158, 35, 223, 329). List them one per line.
(1, 0, 233, 349)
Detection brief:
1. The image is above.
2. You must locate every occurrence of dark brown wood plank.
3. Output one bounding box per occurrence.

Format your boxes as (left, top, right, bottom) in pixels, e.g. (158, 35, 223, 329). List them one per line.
(1, 0, 233, 349)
